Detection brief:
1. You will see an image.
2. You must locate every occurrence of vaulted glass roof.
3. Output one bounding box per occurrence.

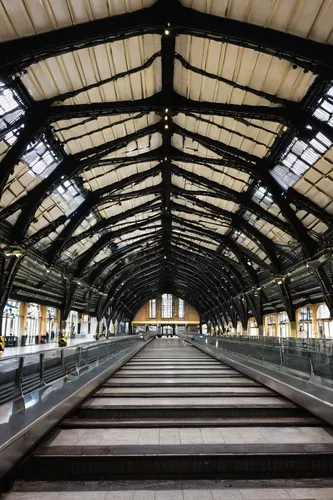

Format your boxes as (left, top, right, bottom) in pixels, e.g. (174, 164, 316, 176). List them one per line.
(0, 0, 333, 326)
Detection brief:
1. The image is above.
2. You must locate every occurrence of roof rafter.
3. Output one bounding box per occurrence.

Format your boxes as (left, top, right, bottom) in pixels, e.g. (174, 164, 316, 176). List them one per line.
(0, 0, 332, 77)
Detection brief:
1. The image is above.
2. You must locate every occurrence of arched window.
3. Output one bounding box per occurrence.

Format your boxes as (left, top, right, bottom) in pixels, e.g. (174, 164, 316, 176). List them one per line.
(317, 304, 333, 338)
(298, 306, 313, 338)
(278, 312, 289, 337)
(161, 294, 173, 319)
(149, 299, 156, 319)
(178, 298, 185, 319)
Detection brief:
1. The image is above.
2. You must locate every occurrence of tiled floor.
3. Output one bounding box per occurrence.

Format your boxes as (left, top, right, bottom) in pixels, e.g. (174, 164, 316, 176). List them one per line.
(49, 426, 333, 446)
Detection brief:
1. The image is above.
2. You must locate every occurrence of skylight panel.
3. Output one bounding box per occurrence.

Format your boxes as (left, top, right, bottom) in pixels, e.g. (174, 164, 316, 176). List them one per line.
(0, 82, 25, 135)
(273, 132, 332, 188)
(22, 136, 60, 179)
(0, 83, 22, 115)
(272, 84, 333, 189)
(53, 179, 85, 215)
(252, 185, 274, 209)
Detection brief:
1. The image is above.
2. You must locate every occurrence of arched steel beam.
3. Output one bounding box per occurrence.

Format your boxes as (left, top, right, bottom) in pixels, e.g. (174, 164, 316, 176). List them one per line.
(97, 243, 232, 313)
(168, 249, 233, 305)
(48, 94, 290, 123)
(176, 1, 333, 76)
(100, 244, 234, 311)
(0, 2, 163, 76)
(172, 235, 258, 289)
(101, 262, 164, 313)
(172, 215, 271, 274)
(97, 246, 164, 293)
(72, 227, 163, 278)
(82, 236, 163, 282)
(63, 200, 161, 253)
(45, 196, 162, 263)
(170, 183, 293, 236)
(171, 200, 281, 271)
(168, 245, 238, 295)
(0, 0, 332, 76)
(5, 124, 161, 240)
(107, 268, 216, 321)
(171, 233, 245, 292)
(98, 244, 232, 318)
(171, 132, 315, 256)
(171, 169, 295, 237)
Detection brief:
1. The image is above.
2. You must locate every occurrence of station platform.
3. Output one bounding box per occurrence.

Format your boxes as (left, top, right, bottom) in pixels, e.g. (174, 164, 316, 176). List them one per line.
(0, 337, 101, 358)
(1, 336, 333, 499)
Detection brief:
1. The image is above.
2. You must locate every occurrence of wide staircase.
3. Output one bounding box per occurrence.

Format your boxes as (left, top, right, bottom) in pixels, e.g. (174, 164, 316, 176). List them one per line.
(6, 337, 333, 499)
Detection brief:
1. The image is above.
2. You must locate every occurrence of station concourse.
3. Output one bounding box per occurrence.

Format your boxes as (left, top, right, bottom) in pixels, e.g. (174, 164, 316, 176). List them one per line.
(1, 0, 333, 498)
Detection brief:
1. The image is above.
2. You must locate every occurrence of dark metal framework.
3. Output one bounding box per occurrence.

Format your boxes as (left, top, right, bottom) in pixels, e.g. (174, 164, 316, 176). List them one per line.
(0, 0, 333, 334)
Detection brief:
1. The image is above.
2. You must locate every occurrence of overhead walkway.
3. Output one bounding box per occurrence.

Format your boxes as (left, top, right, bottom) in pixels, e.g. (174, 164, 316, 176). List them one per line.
(3, 337, 333, 500)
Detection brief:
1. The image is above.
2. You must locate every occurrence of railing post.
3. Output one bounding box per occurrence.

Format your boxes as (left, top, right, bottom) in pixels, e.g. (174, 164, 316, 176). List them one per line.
(77, 346, 82, 371)
(309, 353, 315, 377)
(280, 345, 283, 368)
(13, 357, 24, 398)
(39, 352, 45, 385)
(61, 349, 65, 373)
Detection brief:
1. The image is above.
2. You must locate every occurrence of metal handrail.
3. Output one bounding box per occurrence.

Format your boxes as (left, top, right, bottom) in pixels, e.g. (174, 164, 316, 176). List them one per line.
(0, 334, 155, 407)
(183, 334, 333, 384)
(0, 335, 134, 362)
(188, 334, 333, 354)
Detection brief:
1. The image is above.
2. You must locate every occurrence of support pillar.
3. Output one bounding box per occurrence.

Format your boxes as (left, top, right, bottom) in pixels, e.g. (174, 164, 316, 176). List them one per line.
(289, 321, 297, 338)
(39, 305, 47, 342)
(172, 324, 175, 336)
(19, 302, 28, 338)
(59, 310, 67, 334)
(55, 308, 61, 334)
(77, 312, 82, 335)
(275, 312, 279, 337)
(312, 304, 318, 338)
(258, 324, 264, 337)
